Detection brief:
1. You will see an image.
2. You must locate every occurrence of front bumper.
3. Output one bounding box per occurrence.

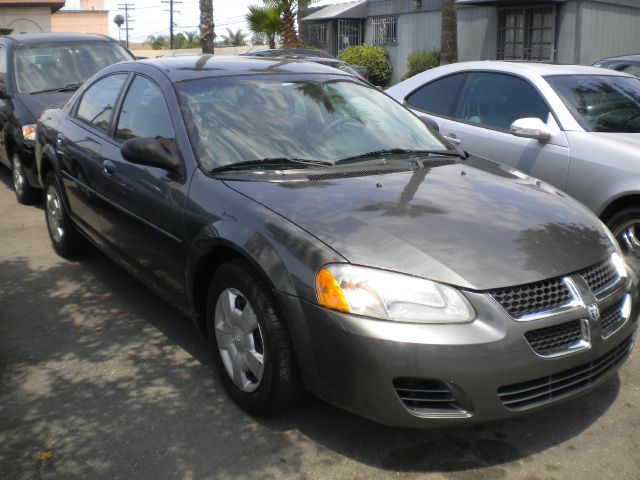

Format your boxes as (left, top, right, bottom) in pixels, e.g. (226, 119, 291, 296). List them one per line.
(277, 276, 638, 428)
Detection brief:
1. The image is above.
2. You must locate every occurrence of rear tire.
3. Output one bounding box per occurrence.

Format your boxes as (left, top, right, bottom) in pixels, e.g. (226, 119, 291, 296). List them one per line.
(12, 151, 39, 205)
(43, 171, 83, 258)
(206, 260, 304, 415)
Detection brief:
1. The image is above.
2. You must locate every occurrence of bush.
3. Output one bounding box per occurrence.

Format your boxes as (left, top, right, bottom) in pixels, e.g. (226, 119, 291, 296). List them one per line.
(338, 45, 392, 86)
(402, 50, 440, 81)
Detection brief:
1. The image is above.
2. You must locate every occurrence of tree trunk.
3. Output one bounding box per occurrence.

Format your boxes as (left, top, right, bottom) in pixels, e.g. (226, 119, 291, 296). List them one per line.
(200, 0, 215, 54)
(281, 7, 298, 48)
(297, 0, 309, 45)
(440, 0, 457, 65)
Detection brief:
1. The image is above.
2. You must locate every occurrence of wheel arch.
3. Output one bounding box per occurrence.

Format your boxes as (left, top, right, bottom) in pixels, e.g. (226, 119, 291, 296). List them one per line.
(599, 193, 640, 223)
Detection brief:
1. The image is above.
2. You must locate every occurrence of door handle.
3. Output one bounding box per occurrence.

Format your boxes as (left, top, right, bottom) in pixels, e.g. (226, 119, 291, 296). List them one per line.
(443, 134, 461, 145)
(102, 160, 116, 177)
(56, 133, 65, 147)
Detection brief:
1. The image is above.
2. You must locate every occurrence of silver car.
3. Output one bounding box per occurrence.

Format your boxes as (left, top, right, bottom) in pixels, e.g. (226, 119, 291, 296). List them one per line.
(387, 62, 640, 269)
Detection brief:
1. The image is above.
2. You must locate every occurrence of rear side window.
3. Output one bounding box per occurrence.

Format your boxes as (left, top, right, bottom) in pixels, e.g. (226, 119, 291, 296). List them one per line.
(406, 73, 468, 116)
(115, 76, 175, 142)
(454, 72, 549, 130)
(76, 74, 127, 133)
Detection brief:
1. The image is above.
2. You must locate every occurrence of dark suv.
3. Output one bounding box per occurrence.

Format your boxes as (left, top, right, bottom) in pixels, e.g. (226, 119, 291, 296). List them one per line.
(0, 33, 133, 204)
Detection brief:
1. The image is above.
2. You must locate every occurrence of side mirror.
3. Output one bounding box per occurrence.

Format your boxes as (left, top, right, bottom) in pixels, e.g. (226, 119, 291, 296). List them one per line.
(420, 116, 440, 132)
(510, 117, 552, 141)
(121, 137, 180, 173)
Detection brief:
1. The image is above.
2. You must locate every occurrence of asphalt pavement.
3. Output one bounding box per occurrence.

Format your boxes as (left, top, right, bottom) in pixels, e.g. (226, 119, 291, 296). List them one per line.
(0, 166, 639, 480)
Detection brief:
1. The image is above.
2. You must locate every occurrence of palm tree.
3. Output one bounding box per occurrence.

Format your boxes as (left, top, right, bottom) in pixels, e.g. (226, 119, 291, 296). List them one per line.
(185, 30, 201, 48)
(147, 34, 168, 50)
(297, 0, 311, 45)
(440, 0, 458, 65)
(246, 5, 282, 49)
(200, 0, 215, 54)
(220, 28, 248, 46)
(266, 0, 297, 48)
(113, 14, 125, 42)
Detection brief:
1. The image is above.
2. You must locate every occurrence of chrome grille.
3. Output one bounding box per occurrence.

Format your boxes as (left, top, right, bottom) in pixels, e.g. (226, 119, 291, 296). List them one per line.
(498, 334, 633, 410)
(393, 378, 467, 414)
(525, 320, 583, 356)
(579, 258, 618, 294)
(490, 278, 572, 318)
(601, 298, 625, 338)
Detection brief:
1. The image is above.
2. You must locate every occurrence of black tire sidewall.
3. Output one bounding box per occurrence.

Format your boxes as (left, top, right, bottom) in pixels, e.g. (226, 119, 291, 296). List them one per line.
(606, 207, 640, 241)
(206, 261, 285, 415)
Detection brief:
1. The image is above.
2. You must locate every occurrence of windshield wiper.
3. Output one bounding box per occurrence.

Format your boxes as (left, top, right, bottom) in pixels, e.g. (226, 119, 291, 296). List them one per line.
(336, 148, 465, 164)
(30, 81, 85, 94)
(211, 157, 333, 173)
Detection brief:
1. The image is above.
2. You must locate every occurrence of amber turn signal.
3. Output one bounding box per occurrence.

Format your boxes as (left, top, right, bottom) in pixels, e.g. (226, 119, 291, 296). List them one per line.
(316, 268, 351, 312)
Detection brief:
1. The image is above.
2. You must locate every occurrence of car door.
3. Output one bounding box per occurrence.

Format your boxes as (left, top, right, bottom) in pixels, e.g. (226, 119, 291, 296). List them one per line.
(443, 71, 570, 190)
(96, 73, 189, 303)
(57, 73, 128, 236)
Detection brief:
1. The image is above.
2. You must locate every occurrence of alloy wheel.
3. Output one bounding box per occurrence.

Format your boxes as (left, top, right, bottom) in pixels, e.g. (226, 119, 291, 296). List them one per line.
(46, 184, 65, 243)
(12, 154, 25, 197)
(214, 288, 265, 392)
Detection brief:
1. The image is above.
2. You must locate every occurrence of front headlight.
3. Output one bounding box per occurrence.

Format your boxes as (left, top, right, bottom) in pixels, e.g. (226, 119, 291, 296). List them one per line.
(315, 264, 475, 323)
(22, 124, 36, 141)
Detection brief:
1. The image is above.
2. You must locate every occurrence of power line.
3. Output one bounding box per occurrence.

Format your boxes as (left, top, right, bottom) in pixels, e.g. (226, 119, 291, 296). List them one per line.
(117, 3, 135, 48)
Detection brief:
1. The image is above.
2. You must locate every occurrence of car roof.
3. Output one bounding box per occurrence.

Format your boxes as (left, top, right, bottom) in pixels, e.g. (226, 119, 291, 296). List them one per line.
(135, 55, 354, 82)
(3, 33, 116, 45)
(242, 48, 334, 59)
(436, 60, 631, 77)
(595, 54, 640, 63)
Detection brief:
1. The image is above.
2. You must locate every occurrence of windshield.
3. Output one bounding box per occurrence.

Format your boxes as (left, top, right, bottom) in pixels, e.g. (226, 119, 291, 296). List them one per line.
(177, 75, 447, 171)
(14, 42, 133, 94)
(546, 74, 640, 132)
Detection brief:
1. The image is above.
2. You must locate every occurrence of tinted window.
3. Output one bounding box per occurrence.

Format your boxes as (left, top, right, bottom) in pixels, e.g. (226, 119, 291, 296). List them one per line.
(116, 76, 174, 142)
(546, 74, 640, 133)
(76, 74, 127, 133)
(406, 73, 467, 116)
(455, 72, 550, 130)
(13, 42, 132, 94)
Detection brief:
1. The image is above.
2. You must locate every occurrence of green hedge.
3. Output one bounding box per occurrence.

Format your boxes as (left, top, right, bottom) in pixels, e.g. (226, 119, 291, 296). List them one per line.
(338, 45, 392, 86)
(402, 50, 440, 81)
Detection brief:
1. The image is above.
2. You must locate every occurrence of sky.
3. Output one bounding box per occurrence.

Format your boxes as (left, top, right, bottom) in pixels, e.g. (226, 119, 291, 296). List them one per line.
(63, 0, 352, 43)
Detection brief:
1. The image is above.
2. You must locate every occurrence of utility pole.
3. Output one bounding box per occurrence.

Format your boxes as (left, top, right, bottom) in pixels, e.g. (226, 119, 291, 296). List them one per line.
(162, 0, 182, 50)
(117, 3, 135, 49)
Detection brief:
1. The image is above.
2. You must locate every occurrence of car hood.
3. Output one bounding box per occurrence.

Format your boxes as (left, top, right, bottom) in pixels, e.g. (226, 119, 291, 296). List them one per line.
(17, 91, 74, 121)
(223, 158, 613, 290)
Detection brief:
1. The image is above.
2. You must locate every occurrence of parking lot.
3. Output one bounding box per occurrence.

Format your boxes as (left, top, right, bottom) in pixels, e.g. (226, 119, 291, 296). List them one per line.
(0, 165, 639, 479)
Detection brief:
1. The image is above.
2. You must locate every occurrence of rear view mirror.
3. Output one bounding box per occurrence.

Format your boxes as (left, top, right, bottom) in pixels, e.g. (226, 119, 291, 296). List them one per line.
(510, 117, 552, 141)
(121, 138, 181, 173)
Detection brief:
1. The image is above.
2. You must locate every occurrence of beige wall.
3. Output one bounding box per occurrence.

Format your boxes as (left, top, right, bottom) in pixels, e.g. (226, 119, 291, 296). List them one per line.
(0, 6, 51, 34)
(81, 0, 104, 10)
(130, 45, 257, 58)
(51, 11, 108, 35)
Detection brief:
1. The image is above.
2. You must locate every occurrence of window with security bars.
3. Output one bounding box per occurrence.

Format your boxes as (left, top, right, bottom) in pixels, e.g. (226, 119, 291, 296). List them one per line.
(336, 20, 363, 52)
(309, 23, 327, 48)
(497, 6, 555, 62)
(372, 16, 397, 45)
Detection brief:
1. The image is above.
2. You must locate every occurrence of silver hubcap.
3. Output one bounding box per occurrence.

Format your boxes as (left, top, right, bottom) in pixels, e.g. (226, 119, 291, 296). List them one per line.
(46, 185, 64, 243)
(214, 288, 265, 392)
(12, 154, 25, 196)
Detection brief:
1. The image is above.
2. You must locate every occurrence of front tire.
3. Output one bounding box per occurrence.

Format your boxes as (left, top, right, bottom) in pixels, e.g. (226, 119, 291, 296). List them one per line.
(43, 171, 83, 258)
(12, 151, 39, 204)
(607, 207, 640, 271)
(206, 260, 303, 415)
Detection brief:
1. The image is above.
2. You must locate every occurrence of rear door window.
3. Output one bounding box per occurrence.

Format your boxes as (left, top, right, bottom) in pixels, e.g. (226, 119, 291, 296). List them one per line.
(76, 74, 127, 133)
(405, 73, 468, 117)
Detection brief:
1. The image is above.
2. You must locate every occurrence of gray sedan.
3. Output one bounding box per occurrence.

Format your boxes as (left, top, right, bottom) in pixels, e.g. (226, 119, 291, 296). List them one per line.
(36, 57, 638, 427)
(387, 62, 640, 270)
